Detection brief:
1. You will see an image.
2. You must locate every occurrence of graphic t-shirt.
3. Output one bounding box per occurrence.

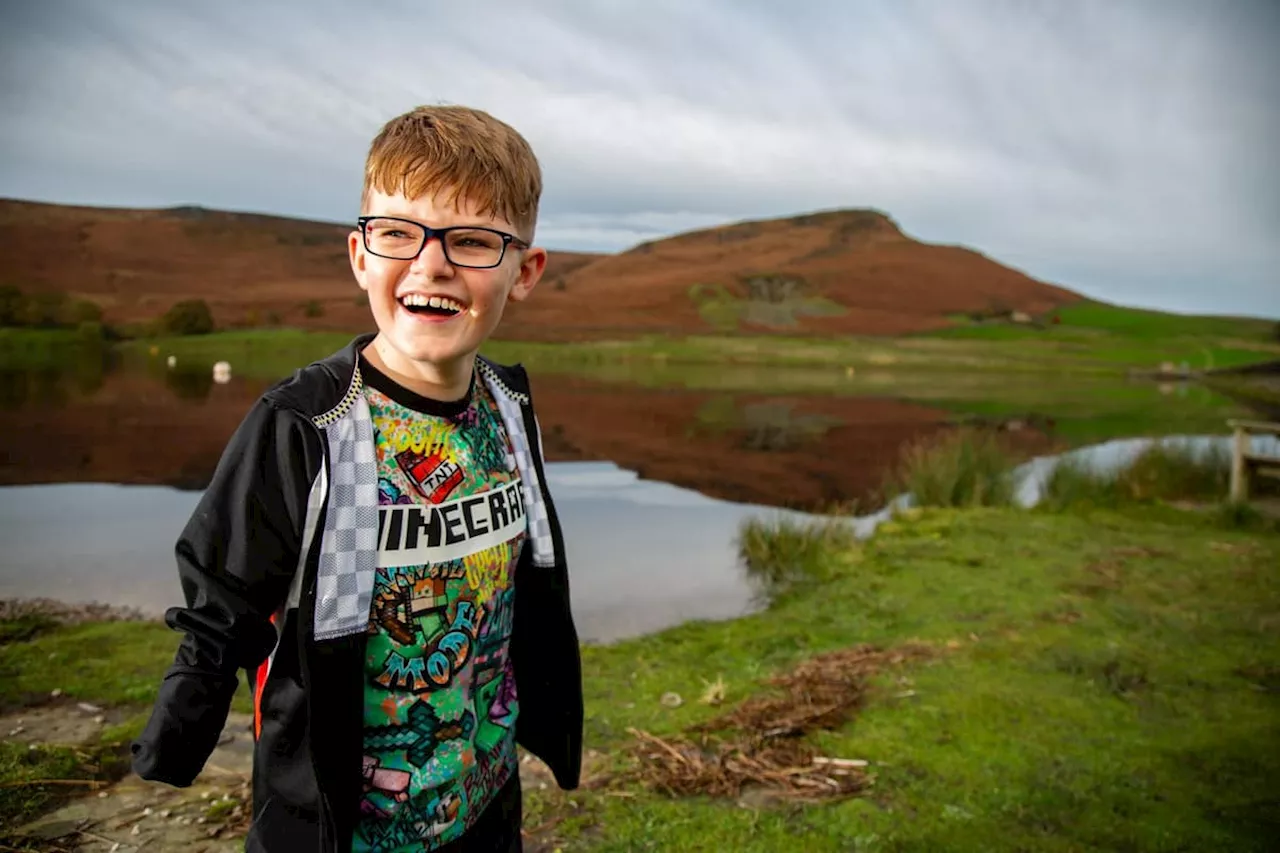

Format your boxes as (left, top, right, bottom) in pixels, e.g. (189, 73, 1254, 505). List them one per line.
(352, 359, 524, 852)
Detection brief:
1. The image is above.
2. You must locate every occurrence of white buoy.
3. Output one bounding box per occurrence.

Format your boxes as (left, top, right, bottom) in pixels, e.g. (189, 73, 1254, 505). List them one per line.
(212, 361, 232, 384)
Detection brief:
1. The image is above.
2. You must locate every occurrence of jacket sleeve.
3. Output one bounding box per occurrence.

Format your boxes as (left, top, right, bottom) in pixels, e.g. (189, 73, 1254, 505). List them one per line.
(131, 398, 323, 787)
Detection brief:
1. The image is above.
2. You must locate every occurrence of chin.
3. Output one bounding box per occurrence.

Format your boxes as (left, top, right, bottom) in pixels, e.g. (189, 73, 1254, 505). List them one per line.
(391, 335, 477, 369)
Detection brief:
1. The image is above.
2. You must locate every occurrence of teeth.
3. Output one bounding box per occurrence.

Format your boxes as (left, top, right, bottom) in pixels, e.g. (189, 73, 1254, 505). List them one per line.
(400, 294, 463, 313)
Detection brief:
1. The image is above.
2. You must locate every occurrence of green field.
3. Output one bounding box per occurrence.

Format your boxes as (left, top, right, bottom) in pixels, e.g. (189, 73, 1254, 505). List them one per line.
(928, 301, 1278, 369)
(0, 296, 1250, 387)
(3, 503, 1277, 850)
(3, 319, 1269, 454)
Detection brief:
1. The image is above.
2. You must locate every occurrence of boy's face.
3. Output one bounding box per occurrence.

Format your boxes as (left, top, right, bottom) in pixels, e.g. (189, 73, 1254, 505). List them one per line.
(348, 188, 546, 380)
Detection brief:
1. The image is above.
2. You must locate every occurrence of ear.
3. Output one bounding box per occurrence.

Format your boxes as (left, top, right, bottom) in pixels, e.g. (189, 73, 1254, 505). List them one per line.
(349, 230, 370, 291)
(508, 246, 547, 303)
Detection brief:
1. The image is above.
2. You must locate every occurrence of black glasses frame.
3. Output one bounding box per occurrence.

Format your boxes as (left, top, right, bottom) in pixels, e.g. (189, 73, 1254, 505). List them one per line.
(356, 215, 530, 269)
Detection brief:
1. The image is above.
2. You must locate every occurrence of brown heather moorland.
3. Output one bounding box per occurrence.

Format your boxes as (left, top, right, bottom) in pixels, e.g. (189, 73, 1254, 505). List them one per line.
(0, 198, 1081, 339)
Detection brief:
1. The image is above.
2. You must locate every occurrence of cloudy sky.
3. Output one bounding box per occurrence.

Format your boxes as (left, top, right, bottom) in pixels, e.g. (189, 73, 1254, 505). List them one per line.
(1, 1, 1276, 317)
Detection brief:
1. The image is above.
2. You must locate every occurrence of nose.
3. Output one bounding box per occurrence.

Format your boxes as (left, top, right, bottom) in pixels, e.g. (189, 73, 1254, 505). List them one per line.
(410, 235, 454, 276)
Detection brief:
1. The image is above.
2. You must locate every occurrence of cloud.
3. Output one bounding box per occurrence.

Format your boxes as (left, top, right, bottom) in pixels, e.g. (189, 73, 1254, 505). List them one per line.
(0, 0, 1276, 315)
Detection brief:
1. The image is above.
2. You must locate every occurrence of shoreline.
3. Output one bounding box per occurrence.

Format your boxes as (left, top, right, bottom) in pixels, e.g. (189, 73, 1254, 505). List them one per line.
(0, 597, 155, 626)
(5, 503, 1278, 851)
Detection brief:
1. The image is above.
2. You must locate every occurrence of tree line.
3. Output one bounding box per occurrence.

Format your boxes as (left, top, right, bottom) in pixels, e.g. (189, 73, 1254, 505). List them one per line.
(0, 286, 215, 336)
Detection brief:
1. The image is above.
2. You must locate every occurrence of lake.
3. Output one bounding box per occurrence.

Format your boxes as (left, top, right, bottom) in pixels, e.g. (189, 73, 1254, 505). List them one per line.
(0, 353, 1269, 642)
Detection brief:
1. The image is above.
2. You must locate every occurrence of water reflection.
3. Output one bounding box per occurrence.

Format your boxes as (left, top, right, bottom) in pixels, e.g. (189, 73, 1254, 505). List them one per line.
(1, 357, 1269, 507)
(0, 464, 817, 643)
(0, 354, 1270, 642)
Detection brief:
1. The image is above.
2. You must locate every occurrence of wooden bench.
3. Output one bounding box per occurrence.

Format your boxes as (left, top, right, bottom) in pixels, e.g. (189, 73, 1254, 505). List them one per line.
(1228, 419, 1280, 502)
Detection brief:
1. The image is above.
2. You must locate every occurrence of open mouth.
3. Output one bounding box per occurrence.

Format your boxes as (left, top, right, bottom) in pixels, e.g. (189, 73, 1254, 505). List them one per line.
(399, 294, 466, 318)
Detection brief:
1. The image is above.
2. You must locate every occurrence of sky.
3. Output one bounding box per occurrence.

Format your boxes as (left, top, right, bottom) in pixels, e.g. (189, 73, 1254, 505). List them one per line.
(1, 1, 1277, 317)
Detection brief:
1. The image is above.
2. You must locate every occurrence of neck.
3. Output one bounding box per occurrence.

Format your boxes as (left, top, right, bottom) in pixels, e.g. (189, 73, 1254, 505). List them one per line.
(361, 336, 474, 402)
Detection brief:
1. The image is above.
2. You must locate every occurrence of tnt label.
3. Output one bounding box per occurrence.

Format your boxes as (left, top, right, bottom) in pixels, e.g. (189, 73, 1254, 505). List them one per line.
(397, 448, 464, 503)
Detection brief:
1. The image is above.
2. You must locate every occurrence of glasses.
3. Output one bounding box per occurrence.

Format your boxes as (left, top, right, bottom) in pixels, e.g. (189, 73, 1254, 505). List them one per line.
(356, 216, 529, 269)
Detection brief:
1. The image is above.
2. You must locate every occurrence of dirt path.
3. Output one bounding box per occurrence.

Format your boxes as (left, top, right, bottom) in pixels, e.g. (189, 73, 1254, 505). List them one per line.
(7, 707, 254, 852)
(6, 705, 572, 851)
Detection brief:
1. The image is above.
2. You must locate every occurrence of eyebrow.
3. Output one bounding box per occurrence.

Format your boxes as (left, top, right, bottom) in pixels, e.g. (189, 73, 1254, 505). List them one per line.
(369, 212, 498, 228)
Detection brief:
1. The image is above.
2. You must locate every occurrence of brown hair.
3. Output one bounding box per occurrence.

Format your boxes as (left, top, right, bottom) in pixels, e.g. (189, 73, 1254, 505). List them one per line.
(361, 105, 542, 237)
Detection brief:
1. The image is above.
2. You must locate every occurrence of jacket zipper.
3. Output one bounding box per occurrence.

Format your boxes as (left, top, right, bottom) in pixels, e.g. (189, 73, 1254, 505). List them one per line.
(301, 417, 338, 852)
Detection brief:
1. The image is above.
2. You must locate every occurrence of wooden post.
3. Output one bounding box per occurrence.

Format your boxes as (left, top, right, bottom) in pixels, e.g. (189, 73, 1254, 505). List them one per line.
(1230, 425, 1249, 503)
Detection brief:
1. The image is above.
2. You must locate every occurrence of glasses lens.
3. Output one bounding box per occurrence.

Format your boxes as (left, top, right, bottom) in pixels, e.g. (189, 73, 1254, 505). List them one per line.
(364, 218, 425, 259)
(444, 229, 504, 267)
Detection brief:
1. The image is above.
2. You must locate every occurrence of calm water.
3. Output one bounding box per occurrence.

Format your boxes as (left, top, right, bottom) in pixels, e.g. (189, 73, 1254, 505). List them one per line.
(0, 358, 1268, 641)
(0, 465, 816, 643)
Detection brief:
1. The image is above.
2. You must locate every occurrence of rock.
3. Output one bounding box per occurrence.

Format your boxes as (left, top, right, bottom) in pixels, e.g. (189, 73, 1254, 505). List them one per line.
(77, 702, 103, 714)
(15, 817, 83, 841)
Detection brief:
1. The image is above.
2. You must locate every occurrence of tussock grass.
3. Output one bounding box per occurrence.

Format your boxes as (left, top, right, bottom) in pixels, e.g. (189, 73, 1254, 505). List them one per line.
(1043, 441, 1241, 510)
(736, 516, 857, 601)
(885, 428, 1017, 509)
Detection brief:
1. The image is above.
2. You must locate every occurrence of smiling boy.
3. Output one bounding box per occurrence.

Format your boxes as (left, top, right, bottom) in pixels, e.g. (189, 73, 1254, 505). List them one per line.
(132, 106, 583, 852)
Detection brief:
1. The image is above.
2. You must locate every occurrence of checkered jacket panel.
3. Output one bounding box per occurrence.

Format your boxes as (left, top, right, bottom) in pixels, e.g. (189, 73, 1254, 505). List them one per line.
(309, 363, 555, 641)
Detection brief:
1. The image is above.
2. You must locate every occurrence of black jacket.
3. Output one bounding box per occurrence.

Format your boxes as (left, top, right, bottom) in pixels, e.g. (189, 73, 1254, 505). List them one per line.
(131, 334, 583, 851)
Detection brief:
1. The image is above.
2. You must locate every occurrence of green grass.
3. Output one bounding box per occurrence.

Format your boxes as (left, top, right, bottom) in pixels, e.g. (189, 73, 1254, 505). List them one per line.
(117, 329, 358, 381)
(1041, 441, 1237, 511)
(921, 379, 1254, 446)
(0, 741, 116, 834)
(3, 505, 1278, 848)
(0, 618, 254, 832)
(884, 429, 1017, 509)
(0, 327, 107, 371)
(551, 505, 1280, 851)
(935, 299, 1277, 341)
(1051, 301, 1277, 340)
(0, 617, 253, 715)
(736, 515, 858, 602)
(96, 317, 1280, 385)
(1, 620, 193, 710)
(492, 332, 1277, 376)
(928, 301, 1279, 371)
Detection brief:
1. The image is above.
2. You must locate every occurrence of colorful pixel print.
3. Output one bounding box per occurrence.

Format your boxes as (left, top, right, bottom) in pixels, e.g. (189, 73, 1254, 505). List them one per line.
(353, 377, 524, 852)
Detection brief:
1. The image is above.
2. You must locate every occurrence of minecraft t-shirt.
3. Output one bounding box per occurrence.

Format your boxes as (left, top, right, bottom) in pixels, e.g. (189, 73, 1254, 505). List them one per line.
(352, 357, 524, 852)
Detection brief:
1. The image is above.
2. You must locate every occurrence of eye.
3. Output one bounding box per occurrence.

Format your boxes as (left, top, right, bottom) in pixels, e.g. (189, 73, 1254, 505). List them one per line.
(447, 230, 503, 250)
(366, 218, 422, 241)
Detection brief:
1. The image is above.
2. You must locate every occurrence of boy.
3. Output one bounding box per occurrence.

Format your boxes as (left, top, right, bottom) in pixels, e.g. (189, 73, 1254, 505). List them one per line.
(131, 105, 584, 852)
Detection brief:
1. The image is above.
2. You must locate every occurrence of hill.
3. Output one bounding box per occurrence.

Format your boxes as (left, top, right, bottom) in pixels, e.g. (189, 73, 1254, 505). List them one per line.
(0, 199, 602, 333)
(504, 208, 1083, 340)
(0, 198, 1082, 338)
